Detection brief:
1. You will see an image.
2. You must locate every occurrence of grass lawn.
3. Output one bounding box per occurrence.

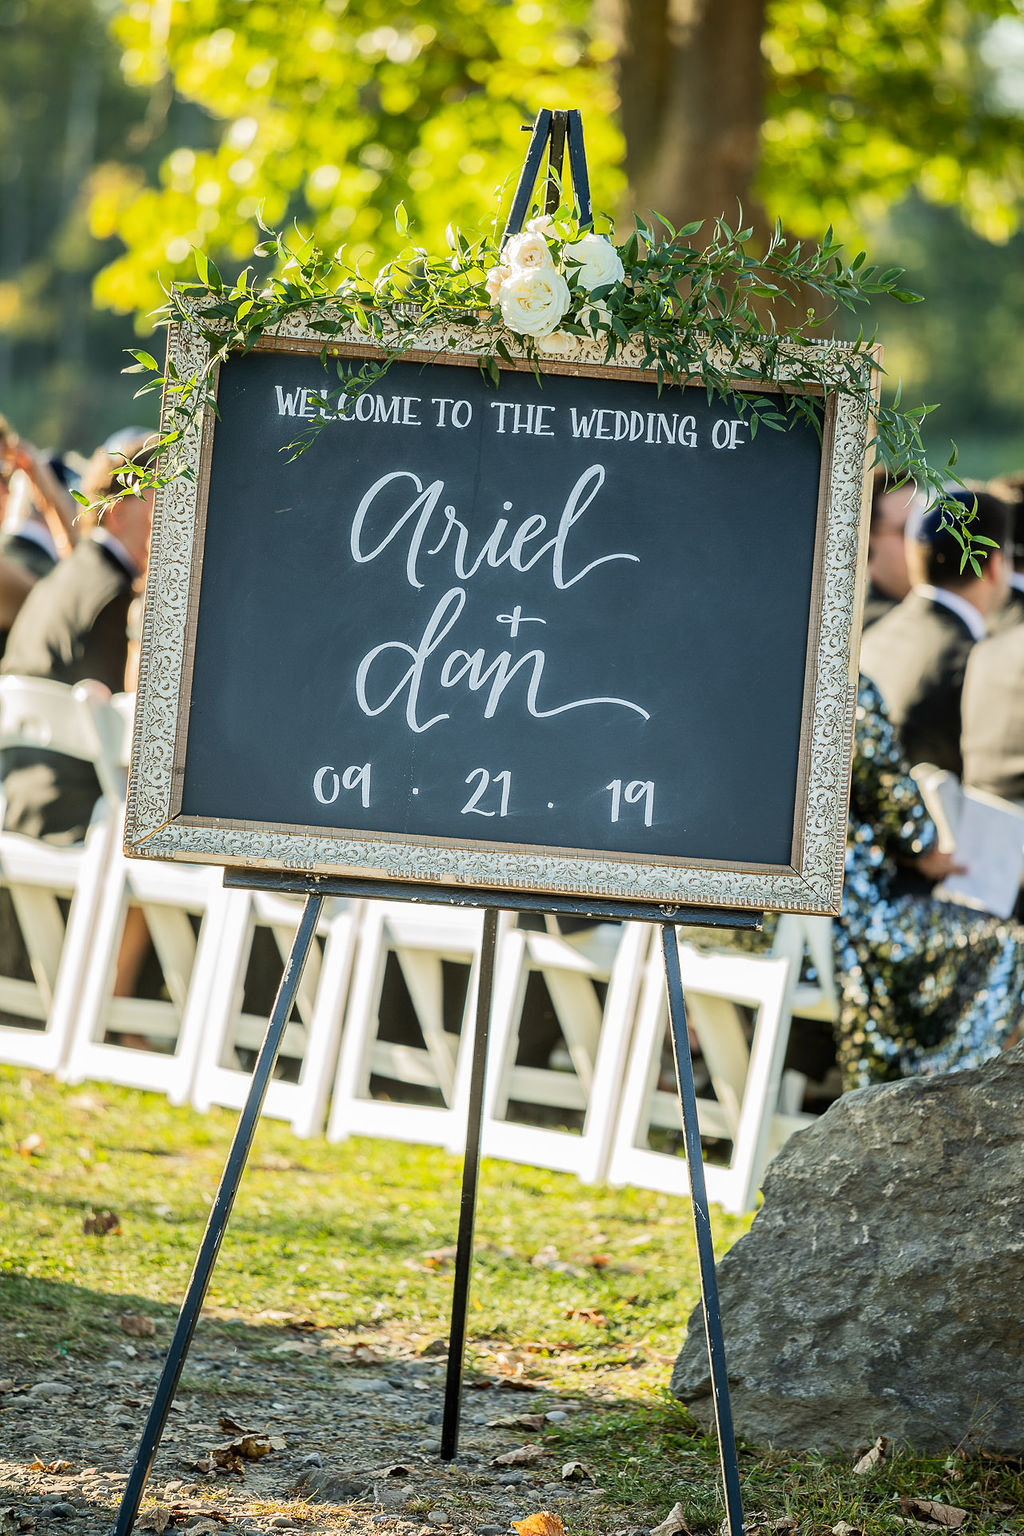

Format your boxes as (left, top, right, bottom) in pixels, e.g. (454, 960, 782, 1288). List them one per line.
(1, 1065, 1020, 1534)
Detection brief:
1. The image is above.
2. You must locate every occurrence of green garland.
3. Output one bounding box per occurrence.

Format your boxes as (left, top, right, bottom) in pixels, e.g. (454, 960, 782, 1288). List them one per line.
(117, 200, 987, 569)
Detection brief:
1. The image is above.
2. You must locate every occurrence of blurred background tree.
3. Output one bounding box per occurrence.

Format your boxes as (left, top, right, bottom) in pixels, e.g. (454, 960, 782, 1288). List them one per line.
(2, 0, 1023, 473)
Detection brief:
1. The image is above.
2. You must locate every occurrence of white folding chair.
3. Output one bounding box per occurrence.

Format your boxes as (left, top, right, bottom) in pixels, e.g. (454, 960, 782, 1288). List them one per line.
(770, 912, 838, 1030)
(190, 889, 362, 1136)
(455, 918, 651, 1182)
(327, 901, 490, 1148)
(607, 937, 815, 1214)
(58, 692, 239, 1102)
(0, 677, 125, 1073)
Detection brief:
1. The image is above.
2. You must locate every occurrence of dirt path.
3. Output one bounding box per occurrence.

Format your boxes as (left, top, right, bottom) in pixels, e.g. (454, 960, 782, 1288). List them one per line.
(0, 1325, 645, 1536)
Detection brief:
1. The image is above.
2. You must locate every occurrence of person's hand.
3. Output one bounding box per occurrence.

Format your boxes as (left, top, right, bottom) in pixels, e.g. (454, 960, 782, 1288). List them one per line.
(9, 439, 36, 476)
(914, 847, 967, 882)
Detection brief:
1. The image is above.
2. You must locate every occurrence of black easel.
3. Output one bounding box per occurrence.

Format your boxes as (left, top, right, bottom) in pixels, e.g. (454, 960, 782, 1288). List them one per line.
(113, 112, 749, 1536)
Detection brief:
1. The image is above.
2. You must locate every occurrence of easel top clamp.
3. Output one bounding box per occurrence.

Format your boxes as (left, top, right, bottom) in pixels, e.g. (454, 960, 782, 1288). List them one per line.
(503, 107, 593, 241)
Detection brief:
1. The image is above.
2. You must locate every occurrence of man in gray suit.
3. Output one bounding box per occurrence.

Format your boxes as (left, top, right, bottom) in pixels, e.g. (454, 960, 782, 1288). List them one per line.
(860, 488, 1011, 776)
(962, 623, 1024, 803)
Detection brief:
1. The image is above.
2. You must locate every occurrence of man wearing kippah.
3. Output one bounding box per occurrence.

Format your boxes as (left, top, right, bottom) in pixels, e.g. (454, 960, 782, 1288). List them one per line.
(859, 487, 1011, 777)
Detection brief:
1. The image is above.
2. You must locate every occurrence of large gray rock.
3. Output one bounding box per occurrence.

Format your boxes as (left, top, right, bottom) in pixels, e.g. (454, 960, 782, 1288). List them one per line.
(672, 1042, 1024, 1453)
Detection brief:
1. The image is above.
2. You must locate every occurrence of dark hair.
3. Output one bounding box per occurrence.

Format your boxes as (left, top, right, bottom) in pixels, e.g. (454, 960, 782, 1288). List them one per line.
(912, 488, 1011, 590)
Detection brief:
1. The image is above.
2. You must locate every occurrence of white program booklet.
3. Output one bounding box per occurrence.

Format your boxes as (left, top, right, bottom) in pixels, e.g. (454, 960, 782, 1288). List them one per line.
(913, 765, 1024, 919)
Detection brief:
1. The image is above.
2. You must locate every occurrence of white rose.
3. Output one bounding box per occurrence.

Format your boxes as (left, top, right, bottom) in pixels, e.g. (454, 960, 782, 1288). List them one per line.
(536, 329, 576, 356)
(502, 230, 555, 271)
(525, 214, 556, 238)
(484, 264, 510, 301)
(562, 232, 625, 291)
(497, 266, 571, 337)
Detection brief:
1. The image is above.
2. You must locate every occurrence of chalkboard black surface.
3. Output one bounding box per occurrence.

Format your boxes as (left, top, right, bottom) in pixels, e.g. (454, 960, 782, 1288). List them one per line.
(128, 316, 872, 914)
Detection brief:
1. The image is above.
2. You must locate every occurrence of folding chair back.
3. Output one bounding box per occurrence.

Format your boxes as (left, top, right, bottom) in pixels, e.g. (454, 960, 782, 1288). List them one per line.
(0, 676, 123, 1071)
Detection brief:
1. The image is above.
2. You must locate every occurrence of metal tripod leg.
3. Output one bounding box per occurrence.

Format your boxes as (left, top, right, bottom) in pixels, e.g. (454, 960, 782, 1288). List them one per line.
(661, 921, 745, 1536)
(112, 893, 325, 1536)
(441, 906, 499, 1460)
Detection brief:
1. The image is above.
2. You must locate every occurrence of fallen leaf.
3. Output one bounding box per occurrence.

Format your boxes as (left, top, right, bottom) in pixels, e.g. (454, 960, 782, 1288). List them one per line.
(384, 1465, 414, 1478)
(119, 1314, 156, 1338)
(216, 1417, 256, 1436)
(561, 1461, 590, 1482)
(487, 1413, 548, 1430)
(83, 1209, 120, 1236)
(512, 1516, 565, 1536)
(852, 1435, 890, 1475)
(167, 1505, 231, 1525)
(15, 1133, 42, 1158)
(494, 1349, 527, 1378)
(735, 1517, 793, 1536)
(421, 1246, 458, 1269)
(899, 1499, 968, 1529)
(833, 1523, 863, 1536)
(216, 1434, 286, 1463)
(24, 1458, 71, 1473)
(349, 1343, 387, 1364)
(564, 1307, 607, 1326)
(650, 1502, 692, 1536)
(491, 1445, 545, 1467)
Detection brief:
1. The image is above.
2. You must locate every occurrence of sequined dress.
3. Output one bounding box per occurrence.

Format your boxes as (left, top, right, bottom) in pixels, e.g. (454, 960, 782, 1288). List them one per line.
(832, 677, 1024, 1089)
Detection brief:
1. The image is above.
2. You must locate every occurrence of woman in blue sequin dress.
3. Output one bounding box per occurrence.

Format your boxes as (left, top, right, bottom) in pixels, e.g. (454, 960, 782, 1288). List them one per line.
(831, 677, 1024, 1089)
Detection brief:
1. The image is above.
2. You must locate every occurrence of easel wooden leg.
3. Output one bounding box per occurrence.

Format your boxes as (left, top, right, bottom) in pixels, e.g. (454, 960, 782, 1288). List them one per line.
(441, 905, 500, 1460)
(661, 921, 745, 1536)
(111, 893, 325, 1536)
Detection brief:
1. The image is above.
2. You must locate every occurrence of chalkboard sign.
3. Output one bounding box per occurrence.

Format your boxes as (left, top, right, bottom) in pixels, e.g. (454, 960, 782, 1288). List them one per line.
(126, 309, 873, 915)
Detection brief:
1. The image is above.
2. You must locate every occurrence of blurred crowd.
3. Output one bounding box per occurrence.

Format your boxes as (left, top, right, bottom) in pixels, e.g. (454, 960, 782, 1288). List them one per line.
(0, 407, 1023, 1101)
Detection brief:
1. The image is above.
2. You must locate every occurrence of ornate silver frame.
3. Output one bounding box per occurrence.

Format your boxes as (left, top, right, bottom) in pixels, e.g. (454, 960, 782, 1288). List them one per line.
(125, 303, 876, 915)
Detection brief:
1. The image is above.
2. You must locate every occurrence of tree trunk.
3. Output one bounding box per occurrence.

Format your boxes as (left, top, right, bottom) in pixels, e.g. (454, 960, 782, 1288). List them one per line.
(608, 0, 768, 237)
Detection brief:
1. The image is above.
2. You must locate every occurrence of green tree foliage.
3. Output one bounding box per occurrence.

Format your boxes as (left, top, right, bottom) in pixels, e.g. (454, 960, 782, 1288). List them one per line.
(92, 0, 625, 318)
(0, 0, 210, 446)
(91, 0, 1024, 322)
(855, 194, 1024, 474)
(758, 0, 1024, 243)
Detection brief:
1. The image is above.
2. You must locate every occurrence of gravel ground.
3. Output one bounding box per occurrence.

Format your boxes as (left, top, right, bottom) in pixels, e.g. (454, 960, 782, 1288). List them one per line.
(0, 1328, 638, 1536)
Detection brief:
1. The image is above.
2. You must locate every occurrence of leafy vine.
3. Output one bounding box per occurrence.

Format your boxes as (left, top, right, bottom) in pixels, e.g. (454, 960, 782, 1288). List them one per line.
(118, 199, 985, 567)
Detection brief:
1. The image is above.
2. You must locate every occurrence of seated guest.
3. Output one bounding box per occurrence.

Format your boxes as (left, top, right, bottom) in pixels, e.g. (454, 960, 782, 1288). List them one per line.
(961, 619, 1024, 804)
(0, 435, 154, 844)
(860, 488, 1010, 775)
(986, 472, 1024, 632)
(832, 679, 1022, 1087)
(711, 678, 1024, 1091)
(0, 417, 81, 654)
(863, 469, 919, 629)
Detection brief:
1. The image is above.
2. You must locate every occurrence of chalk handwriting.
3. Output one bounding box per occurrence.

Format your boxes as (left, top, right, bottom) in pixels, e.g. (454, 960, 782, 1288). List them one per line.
(349, 465, 637, 592)
(354, 587, 651, 733)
